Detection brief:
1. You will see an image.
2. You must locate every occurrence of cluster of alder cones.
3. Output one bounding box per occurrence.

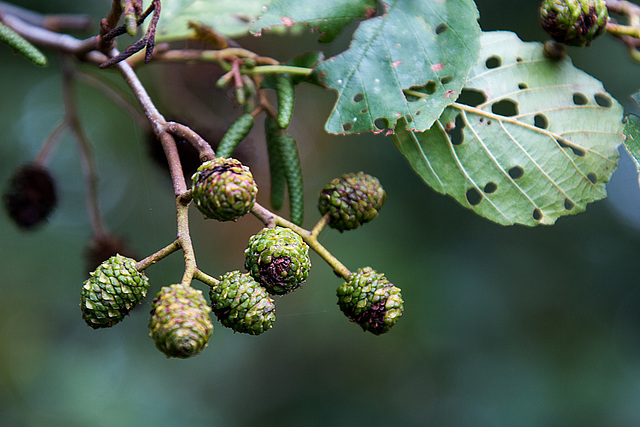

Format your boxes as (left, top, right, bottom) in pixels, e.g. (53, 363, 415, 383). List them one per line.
(71, 158, 404, 358)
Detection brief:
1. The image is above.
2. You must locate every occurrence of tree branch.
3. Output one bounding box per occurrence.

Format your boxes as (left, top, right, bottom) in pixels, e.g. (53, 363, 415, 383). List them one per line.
(61, 58, 107, 238)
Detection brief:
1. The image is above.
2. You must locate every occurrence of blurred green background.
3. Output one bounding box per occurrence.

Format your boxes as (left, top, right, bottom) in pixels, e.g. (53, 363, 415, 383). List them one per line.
(3, 0, 640, 425)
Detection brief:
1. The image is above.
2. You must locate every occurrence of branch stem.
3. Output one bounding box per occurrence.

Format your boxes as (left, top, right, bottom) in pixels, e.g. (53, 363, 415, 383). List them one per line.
(136, 239, 181, 270)
(311, 214, 330, 239)
(168, 122, 215, 162)
(61, 59, 106, 237)
(606, 0, 640, 17)
(176, 200, 197, 286)
(34, 119, 68, 166)
(194, 269, 220, 288)
(0, 2, 91, 31)
(246, 65, 313, 76)
(114, 52, 167, 135)
(158, 132, 187, 196)
(606, 22, 640, 38)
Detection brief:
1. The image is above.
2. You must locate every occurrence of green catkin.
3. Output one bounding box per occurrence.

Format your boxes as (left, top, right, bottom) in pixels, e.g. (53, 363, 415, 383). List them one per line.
(279, 132, 304, 225)
(216, 72, 232, 88)
(0, 22, 47, 66)
(235, 86, 246, 105)
(275, 73, 295, 129)
(216, 113, 255, 158)
(264, 117, 286, 210)
(124, 12, 138, 37)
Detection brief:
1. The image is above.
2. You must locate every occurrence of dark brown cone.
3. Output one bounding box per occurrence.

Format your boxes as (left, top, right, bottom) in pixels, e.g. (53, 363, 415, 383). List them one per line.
(4, 164, 57, 229)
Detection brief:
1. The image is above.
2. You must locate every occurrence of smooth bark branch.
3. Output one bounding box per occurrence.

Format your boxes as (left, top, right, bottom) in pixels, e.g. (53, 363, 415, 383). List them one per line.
(0, 2, 91, 31)
(606, 0, 640, 17)
(61, 60, 107, 238)
(159, 132, 188, 196)
(1, 13, 103, 63)
(168, 122, 216, 162)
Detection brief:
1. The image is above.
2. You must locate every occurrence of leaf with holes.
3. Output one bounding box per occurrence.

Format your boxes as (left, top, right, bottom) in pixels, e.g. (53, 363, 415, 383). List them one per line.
(152, 0, 269, 41)
(392, 31, 623, 226)
(315, 0, 480, 135)
(250, 0, 377, 42)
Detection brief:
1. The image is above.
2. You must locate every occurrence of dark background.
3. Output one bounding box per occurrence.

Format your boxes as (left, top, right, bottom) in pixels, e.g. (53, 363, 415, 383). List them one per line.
(2, 0, 640, 425)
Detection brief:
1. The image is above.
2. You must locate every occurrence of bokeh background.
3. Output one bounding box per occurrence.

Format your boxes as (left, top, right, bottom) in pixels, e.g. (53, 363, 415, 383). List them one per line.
(3, 0, 640, 425)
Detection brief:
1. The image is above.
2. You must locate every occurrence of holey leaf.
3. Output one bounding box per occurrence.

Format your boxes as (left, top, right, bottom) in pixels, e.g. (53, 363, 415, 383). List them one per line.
(392, 32, 623, 226)
(315, 0, 480, 135)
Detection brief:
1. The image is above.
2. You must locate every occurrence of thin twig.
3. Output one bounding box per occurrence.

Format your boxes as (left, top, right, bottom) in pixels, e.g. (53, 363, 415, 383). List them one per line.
(0, 1, 92, 31)
(102, 2, 154, 42)
(176, 201, 197, 286)
(167, 122, 215, 162)
(245, 65, 313, 76)
(194, 268, 220, 288)
(607, 22, 640, 38)
(34, 119, 68, 166)
(61, 58, 107, 237)
(99, 0, 161, 67)
(1, 13, 104, 63)
(113, 51, 167, 135)
(158, 131, 187, 196)
(136, 239, 181, 270)
(311, 214, 330, 239)
(606, 0, 640, 17)
(126, 48, 278, 68)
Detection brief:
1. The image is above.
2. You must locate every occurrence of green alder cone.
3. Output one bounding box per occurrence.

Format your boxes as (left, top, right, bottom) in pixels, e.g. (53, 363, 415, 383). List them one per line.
(244, 226, 311, 295)
(318, 172, 386, 232)
(337, 267, 404, 335)
(211, 271, 276, 335)
(191, 157, 257, 221)
(540, 0, 608, 46)
(80, 254, 150, 329)
(148, 284, 213, 359)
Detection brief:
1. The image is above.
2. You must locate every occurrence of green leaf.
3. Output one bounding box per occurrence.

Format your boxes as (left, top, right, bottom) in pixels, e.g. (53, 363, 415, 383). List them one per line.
(623, 113, 640, 172)
(153, 0, 270, 41)
(392, 31, 623, 227)
(315, 0, 480, 135)
(250, 0, 376, 42)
